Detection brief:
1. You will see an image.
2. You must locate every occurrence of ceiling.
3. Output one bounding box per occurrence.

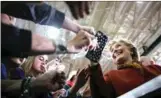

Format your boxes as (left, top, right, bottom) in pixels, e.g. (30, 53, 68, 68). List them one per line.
(15, 1, 161, 72)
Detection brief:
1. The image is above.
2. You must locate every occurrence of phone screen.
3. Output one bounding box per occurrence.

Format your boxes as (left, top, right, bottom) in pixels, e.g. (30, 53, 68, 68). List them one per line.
(85, 31, 108, 62)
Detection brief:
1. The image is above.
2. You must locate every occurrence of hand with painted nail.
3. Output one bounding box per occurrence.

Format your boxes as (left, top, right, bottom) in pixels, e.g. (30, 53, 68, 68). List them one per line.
(67, 30, 95, 53)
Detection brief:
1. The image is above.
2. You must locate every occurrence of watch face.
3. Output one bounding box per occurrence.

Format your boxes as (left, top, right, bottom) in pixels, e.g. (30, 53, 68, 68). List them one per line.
(58, 45, 67, 51)
(55, 45, 68, 54)
(90, 63, 98, 67)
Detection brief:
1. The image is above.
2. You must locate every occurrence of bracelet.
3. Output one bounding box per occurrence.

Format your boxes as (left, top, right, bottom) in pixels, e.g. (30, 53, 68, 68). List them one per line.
(20, 77, 32, 98)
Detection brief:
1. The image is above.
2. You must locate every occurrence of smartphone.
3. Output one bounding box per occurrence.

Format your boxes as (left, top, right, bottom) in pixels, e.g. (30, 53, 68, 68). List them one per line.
(85, 31, 108, 62)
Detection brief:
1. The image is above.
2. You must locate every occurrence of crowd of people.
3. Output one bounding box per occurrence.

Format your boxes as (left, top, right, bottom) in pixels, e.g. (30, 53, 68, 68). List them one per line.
(1, 1, 161, 98)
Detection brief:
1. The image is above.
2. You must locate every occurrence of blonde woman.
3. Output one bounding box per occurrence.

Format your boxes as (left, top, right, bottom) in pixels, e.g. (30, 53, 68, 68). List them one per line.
(21, 55, 48, 77)
(89, 39, 161, 98)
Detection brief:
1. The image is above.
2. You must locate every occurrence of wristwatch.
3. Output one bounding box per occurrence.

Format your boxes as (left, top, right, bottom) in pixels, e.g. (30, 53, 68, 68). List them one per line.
(52, 40, 69, 54)
(90, 61, 99, 67)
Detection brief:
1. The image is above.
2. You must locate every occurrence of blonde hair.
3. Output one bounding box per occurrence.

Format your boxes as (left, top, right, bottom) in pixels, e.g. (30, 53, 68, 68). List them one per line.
(21, 56, 38, 77)
(109, 39, 140, 62)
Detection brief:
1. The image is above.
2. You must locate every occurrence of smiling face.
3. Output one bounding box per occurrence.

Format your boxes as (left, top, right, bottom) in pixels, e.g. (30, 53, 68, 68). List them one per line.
(32, 55, 48, 73)
(110, 42, 133, 65)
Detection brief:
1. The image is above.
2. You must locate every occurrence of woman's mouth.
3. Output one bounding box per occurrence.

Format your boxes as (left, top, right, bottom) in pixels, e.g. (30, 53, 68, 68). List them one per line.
(40, 65, 45, 73)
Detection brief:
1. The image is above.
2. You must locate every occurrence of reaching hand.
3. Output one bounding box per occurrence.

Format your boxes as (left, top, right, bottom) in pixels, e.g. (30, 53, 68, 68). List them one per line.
(67, 30, 94, 53)
(80, 26, 99, 51)
(31, 70, 66, 92)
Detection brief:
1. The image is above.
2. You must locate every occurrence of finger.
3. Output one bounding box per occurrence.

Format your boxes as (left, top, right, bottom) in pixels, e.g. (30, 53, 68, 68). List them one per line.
(79, 30, 95, 41)
(85, 74, 89, 79)
(84, 67, 88, 74)
(67, 2, 79, 19)
(73, 2, 80, 19)
(76, 69, 80, 75)
(76, 39, 90, 49)
(79, 2, 84, 18)
(78, 68, 84, 75)
(84, 31, 95, 40)
(85, 1, 90, 15)
(82, 26, 96, 35)
(87, 37, 92, 47)
(78, 30, 93, 41)
(84, 46, 88, 51)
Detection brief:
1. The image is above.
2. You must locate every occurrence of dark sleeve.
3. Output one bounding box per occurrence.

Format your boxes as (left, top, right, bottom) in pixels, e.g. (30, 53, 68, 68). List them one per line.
(90, 64, 116, 98)
(2, 23, 31, 58)
(1, 1, 65, 28)
(2, 23, 56, 58)
(10, 68, 25, 79)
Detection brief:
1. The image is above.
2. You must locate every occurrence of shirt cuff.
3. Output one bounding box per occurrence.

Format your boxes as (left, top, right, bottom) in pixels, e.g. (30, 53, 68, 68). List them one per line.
(52, 9, 65, 28)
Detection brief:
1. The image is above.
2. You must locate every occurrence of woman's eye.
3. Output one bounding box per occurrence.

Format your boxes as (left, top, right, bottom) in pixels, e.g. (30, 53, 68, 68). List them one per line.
(111, 49, 114, 52)
(117, 44, 121, 48)
(45, 61, 48, 64)
(39, 57, 44, 61)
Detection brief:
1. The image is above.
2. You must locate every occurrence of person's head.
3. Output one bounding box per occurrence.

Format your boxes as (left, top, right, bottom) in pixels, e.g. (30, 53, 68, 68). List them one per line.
(21, 55, 48, 77)
(1, 13, 16, 25)
(140, 56, 155, 66)
(109, 39, 139, 66)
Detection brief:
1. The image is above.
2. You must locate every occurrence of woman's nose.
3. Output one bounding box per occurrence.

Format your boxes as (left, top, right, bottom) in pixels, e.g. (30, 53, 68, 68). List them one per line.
(41, 61, 46, 66)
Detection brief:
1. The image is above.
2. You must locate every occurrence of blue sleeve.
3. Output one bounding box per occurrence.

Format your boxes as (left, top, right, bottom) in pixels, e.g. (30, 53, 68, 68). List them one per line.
(2, 1, 65, 28)
(1, 63, 7, 79)
(10, 67, 25, 79)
